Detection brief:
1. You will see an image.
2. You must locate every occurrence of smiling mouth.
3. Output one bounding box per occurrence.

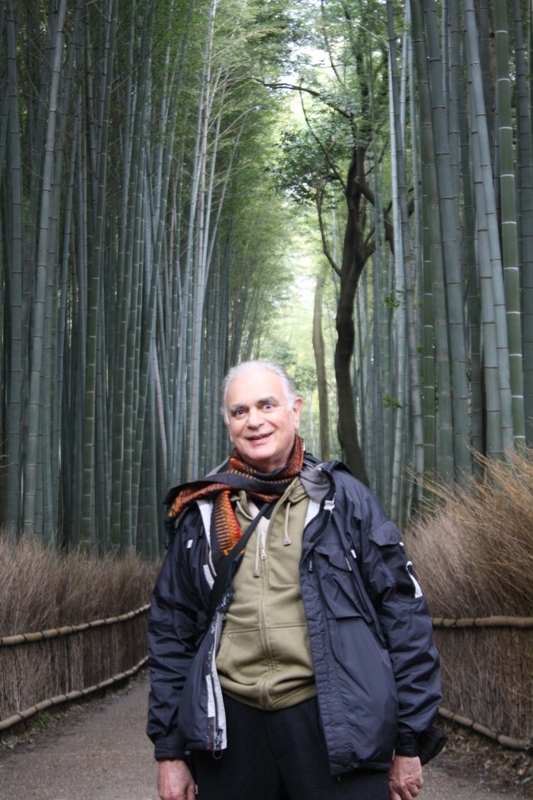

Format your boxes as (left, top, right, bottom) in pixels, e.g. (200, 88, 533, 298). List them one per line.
(247, 433, 272, 444)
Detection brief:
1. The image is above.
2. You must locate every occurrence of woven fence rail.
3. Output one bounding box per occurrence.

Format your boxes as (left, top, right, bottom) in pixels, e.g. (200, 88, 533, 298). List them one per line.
(2, 609, 532, 747)
(0, 604, 150, 731)
(432, 616, 533, 629)
(432, 615, 533, 751)
(0, 604, 150, 646)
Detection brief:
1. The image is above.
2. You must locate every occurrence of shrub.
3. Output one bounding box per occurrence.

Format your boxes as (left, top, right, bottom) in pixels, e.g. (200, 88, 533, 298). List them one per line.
(406, 450, 533, 618)
(0, 535, 159, 637)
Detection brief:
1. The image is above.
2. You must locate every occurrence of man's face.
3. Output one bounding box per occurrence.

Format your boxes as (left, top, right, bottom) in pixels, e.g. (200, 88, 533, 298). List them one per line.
(224, 369, 303, 473)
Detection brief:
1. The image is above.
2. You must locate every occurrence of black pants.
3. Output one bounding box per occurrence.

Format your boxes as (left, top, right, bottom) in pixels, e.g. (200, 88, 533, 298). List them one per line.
(192, 695, 390, 800)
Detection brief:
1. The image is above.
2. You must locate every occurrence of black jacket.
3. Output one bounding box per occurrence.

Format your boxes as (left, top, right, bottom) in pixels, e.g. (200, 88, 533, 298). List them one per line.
(147, 459, 442, 775)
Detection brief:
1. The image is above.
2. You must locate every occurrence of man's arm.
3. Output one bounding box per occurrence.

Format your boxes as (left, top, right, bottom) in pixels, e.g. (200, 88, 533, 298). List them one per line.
(147, 505, 209, 760)
(389, 756, 424, 800)
(348, 479, 442, 758)
(157, 759, 196, 800)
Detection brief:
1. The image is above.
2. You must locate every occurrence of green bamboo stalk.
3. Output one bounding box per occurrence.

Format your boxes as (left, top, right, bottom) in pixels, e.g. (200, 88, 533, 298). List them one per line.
(464, 0, 514, 455)
(187, 0, 219, 480)
(459, 61, 483, 464)
(81, 0, 118, 549)
(408, 7, 423, 359)
(23, 0, 67, 536)
(479, 0, 495, 163)
(5, 0, 24, 530)
(514, 0, 533, 445)
(469, 91, 503, 457)
(411, 0, 454, 482)
(448, 0, 461, 229)
(355, 280, 366, 471)
(95, 309, 108, 552)
(423, 0, 472, 479)
(42, 14, 76, 543)
(386, 27, 407, 522)
(110, 9, 136, 548)
(493, 0, 525, 446)
(121, 147, 146, 549)
(53, 8, 81, 539)
(390, 2, 425, 508)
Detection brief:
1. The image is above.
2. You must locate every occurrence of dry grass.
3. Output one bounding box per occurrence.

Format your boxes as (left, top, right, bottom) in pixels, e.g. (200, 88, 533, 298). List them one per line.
(406, 449, 533, 618)
(0, 534, 159, 638)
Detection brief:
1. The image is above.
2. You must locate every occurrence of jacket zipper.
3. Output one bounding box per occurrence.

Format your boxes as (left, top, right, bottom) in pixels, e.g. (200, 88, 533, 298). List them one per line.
(302, 474, 336, 559)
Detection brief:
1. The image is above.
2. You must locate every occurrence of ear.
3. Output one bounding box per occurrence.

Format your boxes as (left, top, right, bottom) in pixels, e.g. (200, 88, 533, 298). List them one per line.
(293, 397, 303, 429)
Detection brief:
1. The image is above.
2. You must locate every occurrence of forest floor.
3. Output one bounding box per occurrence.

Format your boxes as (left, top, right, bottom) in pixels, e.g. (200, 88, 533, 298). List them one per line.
(0, 671, 532, 800)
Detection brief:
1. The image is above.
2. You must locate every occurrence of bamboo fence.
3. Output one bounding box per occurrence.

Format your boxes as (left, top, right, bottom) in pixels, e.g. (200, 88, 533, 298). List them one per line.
(433, 616, 533, 750)
(2, 607, 532, 752)
(0, 605, 150, 731)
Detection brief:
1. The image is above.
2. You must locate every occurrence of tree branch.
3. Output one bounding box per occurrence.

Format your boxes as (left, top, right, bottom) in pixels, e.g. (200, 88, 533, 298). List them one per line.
(320, 0, 346, 88)
(316, 188, 342, 277)
(300, 95, 347, 192)
(254, 78, 353, 120)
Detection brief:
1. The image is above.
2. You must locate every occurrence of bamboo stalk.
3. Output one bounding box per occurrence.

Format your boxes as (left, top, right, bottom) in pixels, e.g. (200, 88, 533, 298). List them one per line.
(4, 0, 24, 530)
(423, 0, 472, 480)
(493, 0, 526, 446)
(23, 0, 68, 536)
(464, 0, 514, 454)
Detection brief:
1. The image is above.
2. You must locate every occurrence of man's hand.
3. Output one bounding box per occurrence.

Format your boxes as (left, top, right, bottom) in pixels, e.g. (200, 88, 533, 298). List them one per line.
(157, 758, 196, 800)
(388, 755, 423, 800)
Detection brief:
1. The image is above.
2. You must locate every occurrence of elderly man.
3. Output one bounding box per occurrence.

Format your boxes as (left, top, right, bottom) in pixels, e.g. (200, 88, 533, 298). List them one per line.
(147, 361, 443, 800)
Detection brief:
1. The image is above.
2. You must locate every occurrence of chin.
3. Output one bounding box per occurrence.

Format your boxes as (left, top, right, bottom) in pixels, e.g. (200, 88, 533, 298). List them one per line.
(245, 444, 274, 459)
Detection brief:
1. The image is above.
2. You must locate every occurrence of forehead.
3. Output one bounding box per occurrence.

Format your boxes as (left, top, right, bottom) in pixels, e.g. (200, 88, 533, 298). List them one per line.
(226, 369, 284, 405)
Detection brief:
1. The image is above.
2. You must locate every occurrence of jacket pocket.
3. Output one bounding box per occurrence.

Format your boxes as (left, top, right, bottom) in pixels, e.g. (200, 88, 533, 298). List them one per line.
(314, 545, 373, 625)
(369, 521, 422, 600)
(369, 519, 402, 546)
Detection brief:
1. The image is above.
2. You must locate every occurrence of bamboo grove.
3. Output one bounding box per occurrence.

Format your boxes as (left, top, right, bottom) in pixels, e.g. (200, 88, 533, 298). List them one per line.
(2, 0, 533, 550)
(275, 0, 533, 524)
(0, 0, 293, 552)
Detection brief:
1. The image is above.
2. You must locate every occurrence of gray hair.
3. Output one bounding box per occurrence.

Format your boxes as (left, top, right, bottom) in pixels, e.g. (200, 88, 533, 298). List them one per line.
(221, 360, 298, 423)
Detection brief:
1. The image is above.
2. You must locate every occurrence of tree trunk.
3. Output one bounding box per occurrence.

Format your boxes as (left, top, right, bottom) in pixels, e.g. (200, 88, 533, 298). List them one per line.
(335, 148, 370, 485)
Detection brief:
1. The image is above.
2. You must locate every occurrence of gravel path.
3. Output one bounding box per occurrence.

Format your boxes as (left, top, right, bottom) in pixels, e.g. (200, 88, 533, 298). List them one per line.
(0, 672, 525, 800)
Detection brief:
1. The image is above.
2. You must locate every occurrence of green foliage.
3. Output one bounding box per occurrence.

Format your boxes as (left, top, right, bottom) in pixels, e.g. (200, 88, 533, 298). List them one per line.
(244, 0, 295, 72)
(383, 291, 401, 310)
(33, 713, 54, 732)
(274, 124, 347, 205)
(382, 395, 406, 410)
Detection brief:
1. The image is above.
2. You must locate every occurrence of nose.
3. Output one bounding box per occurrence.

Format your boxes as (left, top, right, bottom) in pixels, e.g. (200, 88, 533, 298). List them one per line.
(246, 406, 262, 428)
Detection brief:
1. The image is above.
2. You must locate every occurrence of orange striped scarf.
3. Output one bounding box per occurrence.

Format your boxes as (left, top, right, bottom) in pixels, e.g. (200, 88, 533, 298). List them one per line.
(167, 436, 304, 556)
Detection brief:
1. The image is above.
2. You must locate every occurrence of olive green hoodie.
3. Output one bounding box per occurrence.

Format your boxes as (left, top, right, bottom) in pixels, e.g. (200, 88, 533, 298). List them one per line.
(216, 477, 316, 710)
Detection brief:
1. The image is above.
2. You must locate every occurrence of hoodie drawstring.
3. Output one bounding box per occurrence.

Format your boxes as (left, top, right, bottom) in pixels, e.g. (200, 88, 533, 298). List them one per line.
(283, 501, 292, 546)
(246, 496, 292, 577)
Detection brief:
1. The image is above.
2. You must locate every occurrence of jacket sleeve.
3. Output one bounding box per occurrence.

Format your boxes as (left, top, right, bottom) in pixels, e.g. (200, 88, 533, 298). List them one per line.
(146, 505, 209, 760)
(348, 480, 442, 757)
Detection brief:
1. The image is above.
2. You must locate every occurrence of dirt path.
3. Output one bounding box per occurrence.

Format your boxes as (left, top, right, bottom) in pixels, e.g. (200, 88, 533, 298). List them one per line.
(0, 672, 527, 800)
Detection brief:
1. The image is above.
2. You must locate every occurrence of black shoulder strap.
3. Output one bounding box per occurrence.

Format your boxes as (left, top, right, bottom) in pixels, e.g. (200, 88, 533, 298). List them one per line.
(206, 502, 273, 626)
